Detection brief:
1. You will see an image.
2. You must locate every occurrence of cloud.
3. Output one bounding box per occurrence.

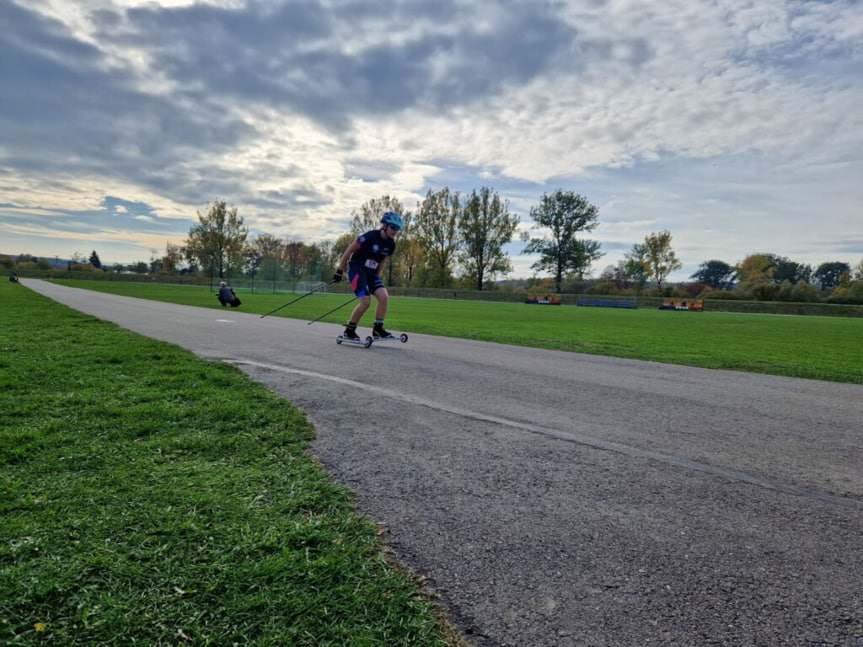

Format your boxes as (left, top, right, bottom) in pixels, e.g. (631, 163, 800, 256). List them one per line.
(1, 0, 861, 276)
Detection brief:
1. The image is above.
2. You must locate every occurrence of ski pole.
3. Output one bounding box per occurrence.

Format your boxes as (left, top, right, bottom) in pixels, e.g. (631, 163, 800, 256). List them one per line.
(260, 279, 336, 318)
(307, 296, 356, 325)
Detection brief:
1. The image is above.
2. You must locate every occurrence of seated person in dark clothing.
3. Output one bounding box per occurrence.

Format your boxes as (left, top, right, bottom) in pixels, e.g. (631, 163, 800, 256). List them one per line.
(217, 281, 241, 307)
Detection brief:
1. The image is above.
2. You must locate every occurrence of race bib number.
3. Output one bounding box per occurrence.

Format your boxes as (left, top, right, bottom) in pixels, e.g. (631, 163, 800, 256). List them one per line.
(364, 259, 379, 270)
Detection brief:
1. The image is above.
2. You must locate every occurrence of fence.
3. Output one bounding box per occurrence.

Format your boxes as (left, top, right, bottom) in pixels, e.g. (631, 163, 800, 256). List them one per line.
(11, 269, 863, 317)
(577, 297, 638, 309)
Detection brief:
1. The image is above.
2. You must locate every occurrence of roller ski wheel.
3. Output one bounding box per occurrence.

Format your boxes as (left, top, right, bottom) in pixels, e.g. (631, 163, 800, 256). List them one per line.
(370, 332, 408, 344)
(336, 335, 373, 348)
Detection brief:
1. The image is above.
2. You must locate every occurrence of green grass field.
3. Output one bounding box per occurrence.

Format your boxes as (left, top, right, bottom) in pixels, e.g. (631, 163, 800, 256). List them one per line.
(49, 278, 863, 384)
(0, 282, 462, 645)
(4, 278, 860, 644)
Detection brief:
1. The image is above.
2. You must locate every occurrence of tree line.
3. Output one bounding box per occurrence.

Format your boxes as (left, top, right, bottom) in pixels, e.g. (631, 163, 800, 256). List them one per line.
(173, 188, 603, 292)
(5, 187, 862, 304)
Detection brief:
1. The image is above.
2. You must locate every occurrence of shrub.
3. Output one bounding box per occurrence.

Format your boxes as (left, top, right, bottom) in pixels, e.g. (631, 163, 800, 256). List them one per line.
(674, 282, 707, 298)
(585, 280, 617, 294)
(750, 282, 781, 301)
(826, 281, 863, 305)
(703, 290, 742, 300)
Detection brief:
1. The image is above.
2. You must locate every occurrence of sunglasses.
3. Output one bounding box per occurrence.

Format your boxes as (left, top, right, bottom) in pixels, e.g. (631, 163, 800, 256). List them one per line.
(387, 224, 401, 232)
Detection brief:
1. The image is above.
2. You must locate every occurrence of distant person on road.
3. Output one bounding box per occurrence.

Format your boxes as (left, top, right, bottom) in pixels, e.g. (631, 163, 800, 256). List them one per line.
(332, 211, 403, 340)
(9, 271, 19, 283)
(217, 281, 242, 307)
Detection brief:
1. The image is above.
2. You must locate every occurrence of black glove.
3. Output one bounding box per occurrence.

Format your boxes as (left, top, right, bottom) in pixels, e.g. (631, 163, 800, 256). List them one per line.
(332, 269, 343, 283)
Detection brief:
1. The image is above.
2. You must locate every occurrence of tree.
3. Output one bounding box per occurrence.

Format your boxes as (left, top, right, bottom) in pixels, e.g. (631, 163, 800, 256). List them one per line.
(599, 263, 635, 292)
(348, 195, 410, 286)
(521, 190, 602, 293)
(621, 244, 649, 295)
(330, 232, 356, 267)
(641, 231, 681, 289)
(89, 250, 102, 269)
(248, 233, 286, 287)
(184, 200, 248, 281)
(300, 242, 327, 282)
(350, 195, 406, 236)
(392, 237, 423, 286)
(763, 254, 811, 285)
(250, 233, 285, 262)
(149, 249, 163, 274)
(284, 239, 304, 290)
(691, 259, 735, 289)
(149, 243, 183, 274)
(68, 251, 88, 270)
(242, 246, 262, 279)
(735, 254, 774, 291)
(458, 187, 519, 290)
(163, 243, 184, 273)
(813, 261, 851, 291)
(413, 187, 461, 288)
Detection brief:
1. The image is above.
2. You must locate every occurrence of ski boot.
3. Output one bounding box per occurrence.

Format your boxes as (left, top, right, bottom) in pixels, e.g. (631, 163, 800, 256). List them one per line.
(373, 322, 394, 339)
(343, 321, 360, 340)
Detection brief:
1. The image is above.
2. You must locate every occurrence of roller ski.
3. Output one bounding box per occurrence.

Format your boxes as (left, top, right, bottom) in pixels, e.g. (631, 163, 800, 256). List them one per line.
(372, 322, 408, 344)
(336, 322, 373, 348)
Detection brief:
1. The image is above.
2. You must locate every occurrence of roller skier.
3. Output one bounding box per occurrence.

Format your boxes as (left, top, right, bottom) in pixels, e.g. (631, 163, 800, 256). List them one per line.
(332, 211, 404, 343)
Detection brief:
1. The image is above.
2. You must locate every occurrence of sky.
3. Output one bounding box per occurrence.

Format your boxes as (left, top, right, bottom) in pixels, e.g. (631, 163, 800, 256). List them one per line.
(1, 0, 861, 281)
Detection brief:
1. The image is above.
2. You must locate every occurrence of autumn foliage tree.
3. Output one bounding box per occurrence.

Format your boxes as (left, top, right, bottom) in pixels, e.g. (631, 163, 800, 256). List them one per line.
(184, 200, 248, 280)
(642, 230, 682, 289)
(735, 254, 775, 293)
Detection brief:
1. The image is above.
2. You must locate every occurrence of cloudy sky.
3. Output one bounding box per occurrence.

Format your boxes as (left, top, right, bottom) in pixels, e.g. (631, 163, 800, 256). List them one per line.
(1, 0, 861, 280)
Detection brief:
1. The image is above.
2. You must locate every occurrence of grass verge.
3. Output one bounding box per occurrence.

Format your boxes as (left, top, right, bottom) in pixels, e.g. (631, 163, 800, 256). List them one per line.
(0, 282, 461, 645)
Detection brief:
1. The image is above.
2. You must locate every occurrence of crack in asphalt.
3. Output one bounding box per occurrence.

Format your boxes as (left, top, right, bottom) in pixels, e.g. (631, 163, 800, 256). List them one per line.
(231, 359, 863, 512)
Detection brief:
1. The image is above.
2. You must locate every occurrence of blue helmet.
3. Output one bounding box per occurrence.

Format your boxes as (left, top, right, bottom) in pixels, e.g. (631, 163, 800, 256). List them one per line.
(381, 211, 404, 230)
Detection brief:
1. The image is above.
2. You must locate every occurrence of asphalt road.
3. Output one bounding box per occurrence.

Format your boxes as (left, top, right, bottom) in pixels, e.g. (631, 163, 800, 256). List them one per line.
(25, 280, 863, 646)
